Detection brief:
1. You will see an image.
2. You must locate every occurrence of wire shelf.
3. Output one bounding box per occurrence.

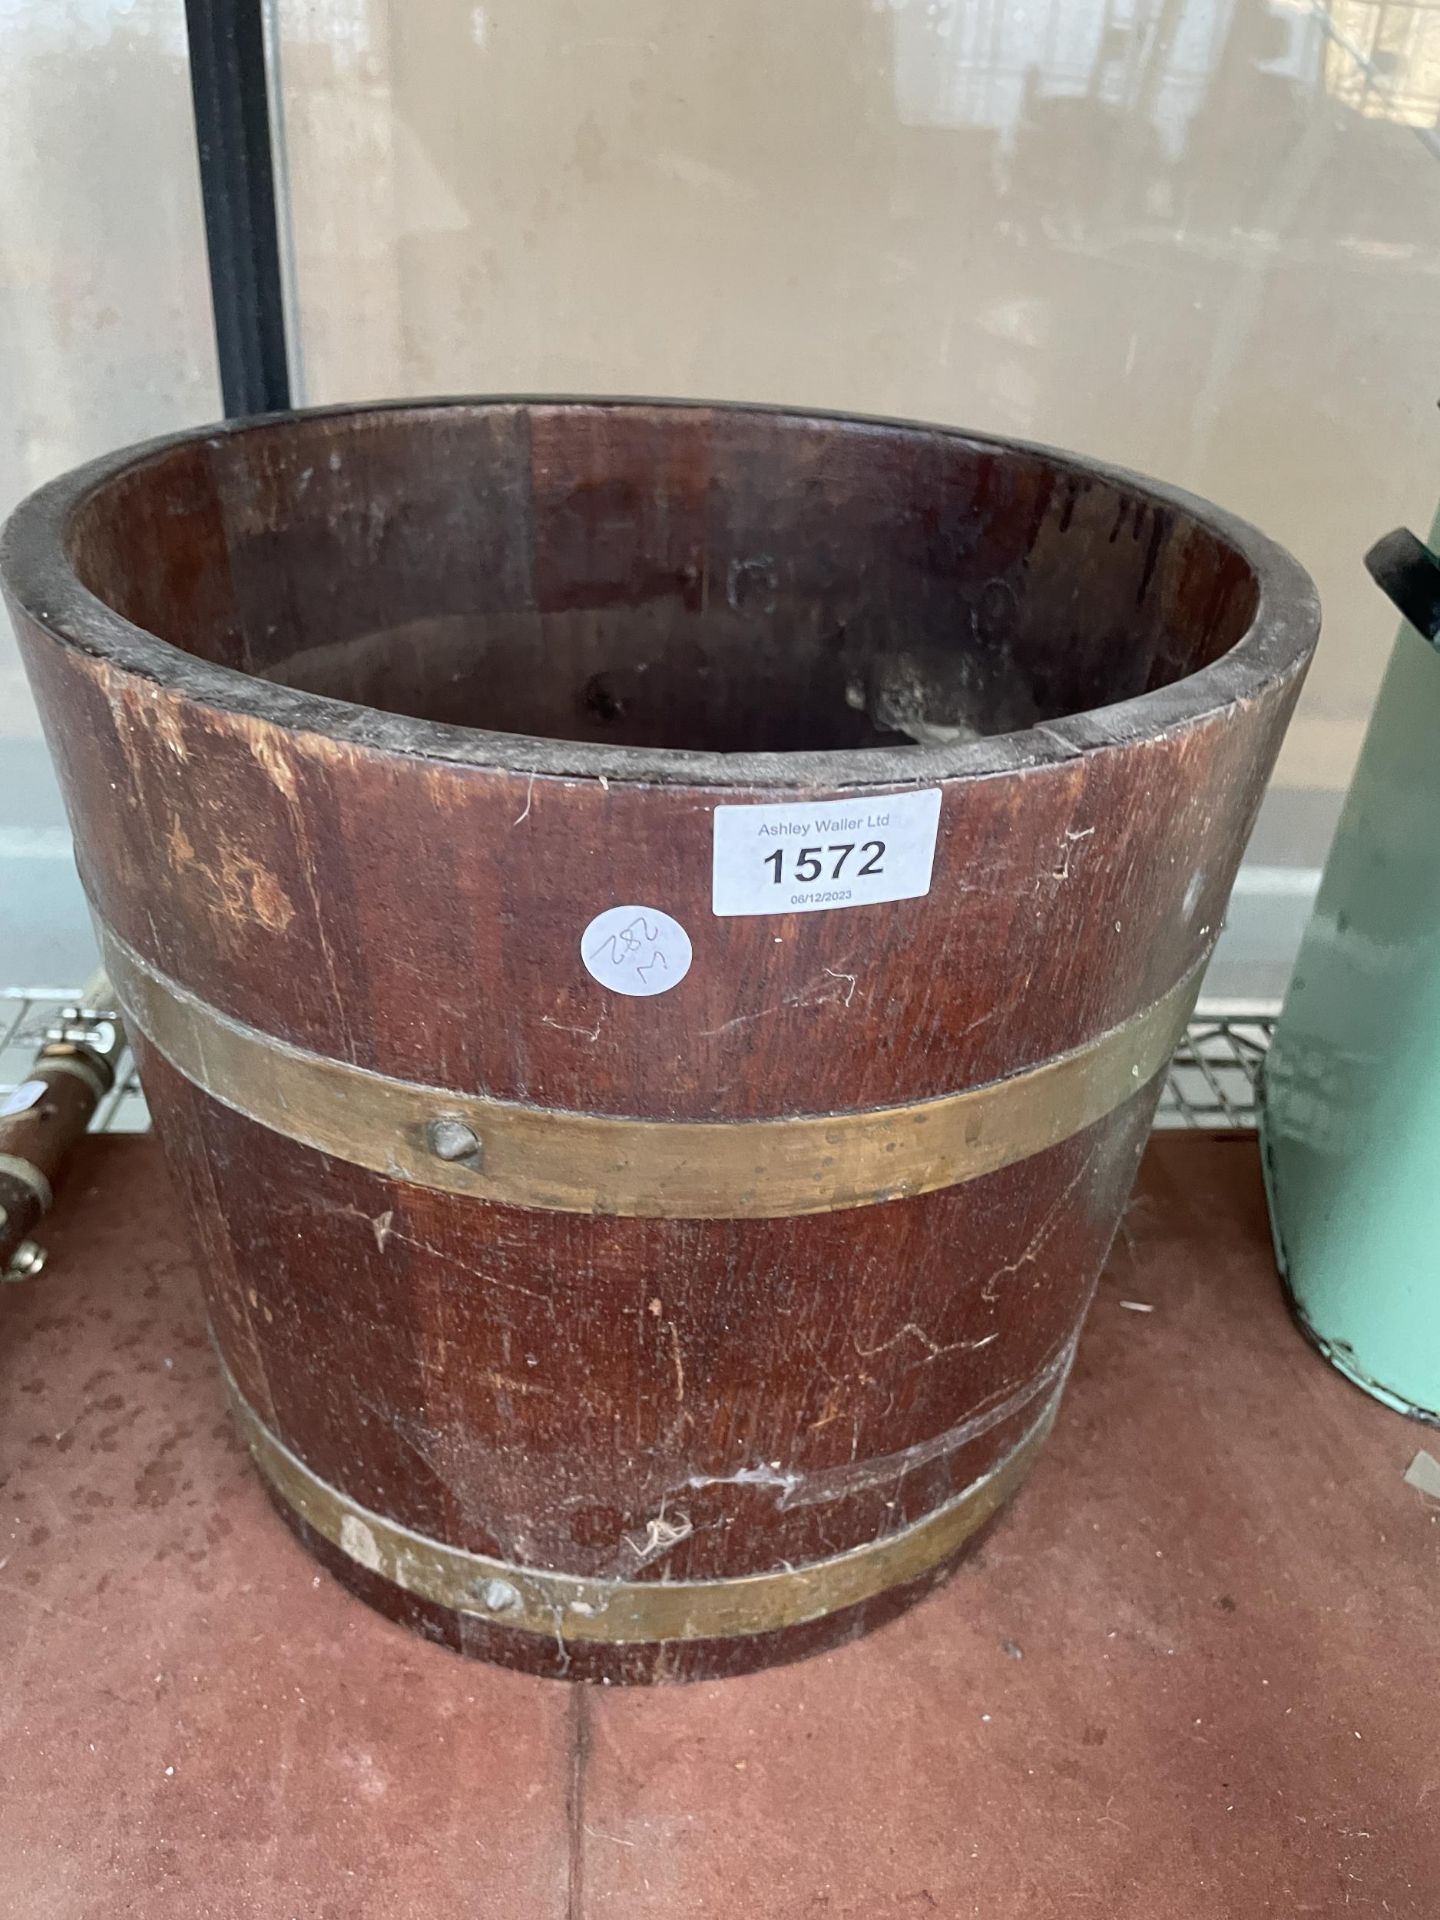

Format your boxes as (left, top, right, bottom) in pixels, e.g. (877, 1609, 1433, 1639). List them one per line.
(0, 989, 149, 1134)
(3, 987, 1276, 1139)
(1153, 1014, 1274, 1130)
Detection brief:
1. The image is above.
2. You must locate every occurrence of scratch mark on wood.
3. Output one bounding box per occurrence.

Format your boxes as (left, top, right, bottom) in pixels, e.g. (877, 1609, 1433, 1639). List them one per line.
(979, 1146, 1101, 1304)
(853, 1322, 1000, 1365)
(668, 1321, 685, 1409)
(699, 968, 858, 1037)
(273, 1197, 555, 1306)
(823, 966, 859, 1007)
(513, 770, 537, 826)
(540, 1015, 603, 1041)
(624, 1511, 694, 1568)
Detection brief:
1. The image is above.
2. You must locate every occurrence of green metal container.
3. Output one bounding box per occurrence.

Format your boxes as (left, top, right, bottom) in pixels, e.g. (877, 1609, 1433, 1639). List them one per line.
(1261, 510, 1440, 1424)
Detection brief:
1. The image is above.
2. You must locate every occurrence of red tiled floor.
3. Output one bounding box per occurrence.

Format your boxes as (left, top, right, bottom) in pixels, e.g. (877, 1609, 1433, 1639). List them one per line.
(2, 1136, 1436, 1917)
(0, 1139, 572, 1920)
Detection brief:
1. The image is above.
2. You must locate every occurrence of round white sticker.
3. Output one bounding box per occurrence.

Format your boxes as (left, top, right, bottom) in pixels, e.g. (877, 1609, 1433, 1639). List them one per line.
(581, 905, 692, 998)
(0, 1079, 46, 1119)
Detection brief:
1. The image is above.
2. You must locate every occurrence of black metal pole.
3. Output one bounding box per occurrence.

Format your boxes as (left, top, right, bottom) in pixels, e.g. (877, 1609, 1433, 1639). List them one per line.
(184, 0, 291, 417)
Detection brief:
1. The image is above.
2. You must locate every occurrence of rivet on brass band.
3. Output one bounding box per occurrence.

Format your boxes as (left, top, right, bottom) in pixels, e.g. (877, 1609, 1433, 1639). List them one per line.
(223, 1361, 1060, 1646)
(99, 923, 1203, 1221)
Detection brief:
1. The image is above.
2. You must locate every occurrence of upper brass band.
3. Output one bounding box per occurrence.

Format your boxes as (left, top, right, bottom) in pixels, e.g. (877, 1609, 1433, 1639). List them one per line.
(100, 922, 1200, 1220)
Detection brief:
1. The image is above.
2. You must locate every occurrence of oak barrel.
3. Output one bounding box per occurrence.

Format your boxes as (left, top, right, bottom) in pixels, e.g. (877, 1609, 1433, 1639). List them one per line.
(2, 401, 1318, 1681)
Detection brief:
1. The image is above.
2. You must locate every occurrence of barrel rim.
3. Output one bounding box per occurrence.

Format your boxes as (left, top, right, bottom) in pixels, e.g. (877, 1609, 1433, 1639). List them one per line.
(0, 395, 1321, 791)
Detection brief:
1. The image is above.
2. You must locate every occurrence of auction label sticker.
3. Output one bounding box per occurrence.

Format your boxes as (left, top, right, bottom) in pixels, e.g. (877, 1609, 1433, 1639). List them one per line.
(712, 789, 942, 917)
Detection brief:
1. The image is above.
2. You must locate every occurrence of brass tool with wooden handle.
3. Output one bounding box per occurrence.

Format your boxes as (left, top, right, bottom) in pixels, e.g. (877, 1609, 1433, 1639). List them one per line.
(0, 975, 122, 1281)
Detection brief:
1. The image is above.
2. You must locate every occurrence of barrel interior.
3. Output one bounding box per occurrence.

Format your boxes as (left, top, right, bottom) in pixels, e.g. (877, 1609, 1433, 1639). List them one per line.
(64, 404, 1260, 755)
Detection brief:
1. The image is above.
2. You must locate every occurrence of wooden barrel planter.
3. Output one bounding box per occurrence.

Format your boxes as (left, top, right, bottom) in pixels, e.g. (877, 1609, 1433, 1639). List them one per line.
(2, 401, 1318, 1681)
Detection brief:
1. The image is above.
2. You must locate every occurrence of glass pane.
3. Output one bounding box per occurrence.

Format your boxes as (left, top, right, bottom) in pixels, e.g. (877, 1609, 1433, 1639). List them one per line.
(0, 0, 219, 985)
(212, 4, 1440, 992)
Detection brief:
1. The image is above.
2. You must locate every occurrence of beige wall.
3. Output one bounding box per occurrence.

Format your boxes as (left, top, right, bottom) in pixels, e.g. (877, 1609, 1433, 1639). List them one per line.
(276, 0, 1440, 801)
(0, 2, 216, 984)
(0, 2, 217, 752)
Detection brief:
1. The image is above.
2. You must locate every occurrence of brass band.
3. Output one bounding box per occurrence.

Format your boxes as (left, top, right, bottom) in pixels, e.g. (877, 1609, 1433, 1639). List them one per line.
(100, 923, 1201, 1220)
(225, 1362, 1059, 1645)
